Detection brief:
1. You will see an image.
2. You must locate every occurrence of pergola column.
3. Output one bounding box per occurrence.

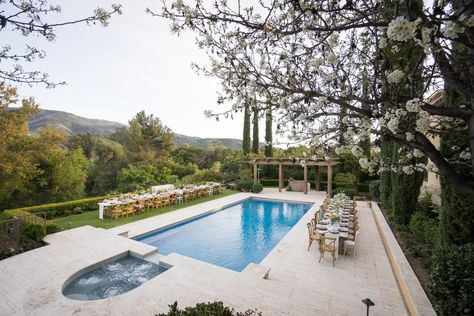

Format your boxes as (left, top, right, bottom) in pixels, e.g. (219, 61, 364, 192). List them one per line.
(253, 162, 258, 183)
(303, 163, 308, 194)
(327, 165, 333, 197)
(316, 166, 321, 191)
(278, 164, 283, 192)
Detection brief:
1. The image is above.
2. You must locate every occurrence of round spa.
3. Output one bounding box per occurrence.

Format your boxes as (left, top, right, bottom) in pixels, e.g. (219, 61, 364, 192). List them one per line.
(62, 255, 168, 300)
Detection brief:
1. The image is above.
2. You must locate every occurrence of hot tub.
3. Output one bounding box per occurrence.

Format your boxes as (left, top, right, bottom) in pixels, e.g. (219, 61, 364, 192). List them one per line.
(62, 255, 168, 300)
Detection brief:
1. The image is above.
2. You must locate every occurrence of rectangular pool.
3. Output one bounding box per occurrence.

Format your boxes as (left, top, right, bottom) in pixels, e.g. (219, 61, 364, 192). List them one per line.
(134, 198, 313, 271)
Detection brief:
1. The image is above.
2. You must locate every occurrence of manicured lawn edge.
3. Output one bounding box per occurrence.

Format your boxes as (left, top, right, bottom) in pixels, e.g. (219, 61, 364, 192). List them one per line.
(51, 189, 238, 230)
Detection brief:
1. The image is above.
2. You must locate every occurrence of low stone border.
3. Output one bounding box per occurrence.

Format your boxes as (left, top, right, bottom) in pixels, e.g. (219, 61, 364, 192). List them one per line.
(369, 201, 436, 316)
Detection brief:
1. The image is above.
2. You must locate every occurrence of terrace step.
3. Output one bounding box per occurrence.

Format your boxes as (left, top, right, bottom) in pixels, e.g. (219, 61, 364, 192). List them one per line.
(242, 263, 271, 279)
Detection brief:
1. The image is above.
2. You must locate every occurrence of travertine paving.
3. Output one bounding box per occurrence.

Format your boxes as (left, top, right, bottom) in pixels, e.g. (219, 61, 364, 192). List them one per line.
(0, 189, 434, 315)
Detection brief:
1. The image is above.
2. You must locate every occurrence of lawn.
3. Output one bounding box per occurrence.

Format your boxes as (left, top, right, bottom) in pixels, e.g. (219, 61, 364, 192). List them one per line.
(51, 189, 238, 230)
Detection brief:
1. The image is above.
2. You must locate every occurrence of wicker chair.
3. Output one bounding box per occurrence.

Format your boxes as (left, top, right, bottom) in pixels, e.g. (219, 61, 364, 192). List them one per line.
(152, 196, 163, 209)
(123, 202, 135, 217)
(318, 235, 337, 266)
(169, 193, 177, 205)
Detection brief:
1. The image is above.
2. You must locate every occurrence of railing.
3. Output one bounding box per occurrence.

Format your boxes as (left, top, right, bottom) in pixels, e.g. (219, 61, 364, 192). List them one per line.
(0, 212, 47, 250)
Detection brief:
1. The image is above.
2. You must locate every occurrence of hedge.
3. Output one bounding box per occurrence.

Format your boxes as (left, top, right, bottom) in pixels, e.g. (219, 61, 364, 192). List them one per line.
(259, 179, 370, 192)
(5, 195, 114, 219)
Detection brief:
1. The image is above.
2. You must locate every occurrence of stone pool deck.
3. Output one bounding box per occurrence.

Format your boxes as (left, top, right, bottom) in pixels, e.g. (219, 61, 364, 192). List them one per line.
(0, 189, 435, 315)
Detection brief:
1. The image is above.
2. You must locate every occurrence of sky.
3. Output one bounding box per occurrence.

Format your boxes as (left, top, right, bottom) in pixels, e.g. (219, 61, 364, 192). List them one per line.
(5, 0, 247, 139)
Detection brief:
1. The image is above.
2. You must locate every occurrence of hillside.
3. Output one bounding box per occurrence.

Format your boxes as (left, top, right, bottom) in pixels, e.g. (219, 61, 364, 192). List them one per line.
(29, 109, 126, 136)
(28, 109, 246, 149)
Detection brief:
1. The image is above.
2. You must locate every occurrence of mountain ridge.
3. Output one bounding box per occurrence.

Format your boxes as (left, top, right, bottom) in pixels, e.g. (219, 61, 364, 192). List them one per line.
(28, 109, 247, 149)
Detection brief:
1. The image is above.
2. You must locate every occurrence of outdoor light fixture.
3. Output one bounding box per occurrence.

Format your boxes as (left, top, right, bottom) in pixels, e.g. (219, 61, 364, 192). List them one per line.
(362, 298, 375, 316)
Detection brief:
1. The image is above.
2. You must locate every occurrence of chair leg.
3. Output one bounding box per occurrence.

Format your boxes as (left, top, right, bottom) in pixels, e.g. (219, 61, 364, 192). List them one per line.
(308, 240, 312, 251)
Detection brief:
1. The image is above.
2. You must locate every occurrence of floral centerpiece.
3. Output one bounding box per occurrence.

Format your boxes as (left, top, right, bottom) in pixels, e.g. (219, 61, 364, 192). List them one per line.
(330, 212, 340, 225)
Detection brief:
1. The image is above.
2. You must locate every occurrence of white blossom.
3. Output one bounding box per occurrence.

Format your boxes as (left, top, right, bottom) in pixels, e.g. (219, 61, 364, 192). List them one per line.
(351, 145, 364, 157)
(387, 16, 418, 42)
(415, 110, 431, 134)
(441, 21, 465, 39)
(402, 165, 414, 175)
(413, 149, 424, 158)
(460, 150, 472, 160)
(359, 157, 369, 169)
(406, 132, 414, 142)
(406, 98, 422, 112)
(387, 69, 404, 84)
(387, 117, 400, 134)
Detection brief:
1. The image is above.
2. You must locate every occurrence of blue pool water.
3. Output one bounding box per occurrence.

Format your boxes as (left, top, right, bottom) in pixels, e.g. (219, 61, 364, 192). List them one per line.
(135, 198, 312, 271)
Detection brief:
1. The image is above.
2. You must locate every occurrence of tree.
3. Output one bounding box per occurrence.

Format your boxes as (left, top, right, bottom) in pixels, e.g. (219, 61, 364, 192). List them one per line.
(116, 165, 173, 193)
(265, 107, 273, 157)
(252, 107, 259, 154)
(157, 0, 474, 202)
(0, 85, 39, 208)
(242, 102, 251, 154)
(51, 148, 90, 201)
(111, 111, 174, 165)
(0, 1, 122, 87)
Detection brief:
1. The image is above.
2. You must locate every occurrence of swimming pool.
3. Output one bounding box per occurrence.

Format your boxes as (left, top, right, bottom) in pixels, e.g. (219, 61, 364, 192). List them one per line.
(135, 198, 313, 271)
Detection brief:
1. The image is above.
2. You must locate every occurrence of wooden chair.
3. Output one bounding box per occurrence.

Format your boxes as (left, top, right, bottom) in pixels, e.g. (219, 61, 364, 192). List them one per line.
(161, 194, 170, 207)
(134, 199, 145, 214)
(109, 205, 122, 219)
(314, 211, 320, 225)
(344, 231, 359, 256)
(169, 193, 177, 205)
(144, 197, 154, 209)
(183, 191, 191, 202)
(318, 236, 337, 266)
(123, 201, 135, 217)
(307, 223, 321, 251)
(153, 196, 163, 208)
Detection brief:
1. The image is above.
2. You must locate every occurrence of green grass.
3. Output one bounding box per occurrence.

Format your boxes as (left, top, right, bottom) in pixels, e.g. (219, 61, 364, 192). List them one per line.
(51, 189, 238, 231)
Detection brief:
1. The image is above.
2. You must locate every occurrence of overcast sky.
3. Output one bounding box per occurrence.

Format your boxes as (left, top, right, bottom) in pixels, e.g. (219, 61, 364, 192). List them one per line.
(6, 0, 248, 139)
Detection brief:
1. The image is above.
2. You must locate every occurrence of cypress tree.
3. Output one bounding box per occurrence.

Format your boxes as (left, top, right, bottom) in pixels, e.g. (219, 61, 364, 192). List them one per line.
(359, 69, 371, 156)
(439, 89, 474, 245)
(252, 107, 259, 154)
(264, 107, 273, 157)
(242, 102, 251, 155)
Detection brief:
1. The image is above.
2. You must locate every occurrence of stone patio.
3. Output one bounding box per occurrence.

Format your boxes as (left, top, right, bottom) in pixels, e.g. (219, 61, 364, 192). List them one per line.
(0, 189, 435, 315)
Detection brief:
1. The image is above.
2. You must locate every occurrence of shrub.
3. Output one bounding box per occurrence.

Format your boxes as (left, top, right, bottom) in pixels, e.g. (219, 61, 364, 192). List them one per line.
(430, 243, 474, 316)
(369, 180, 381, 201)
(46, 224, 61, 235)
(20, 224, 45, 242)
(252, 182, 263, 193)
(334, 172, 357, 185)
(334, 187, 357, 198)
(5, 195, 114, 219)
(356, 183, 370, 193)
(236, 179, 253, 192)
(157, 301, 261, 316)
(409, 212, 439, 244)
(117, 165, 174, 193)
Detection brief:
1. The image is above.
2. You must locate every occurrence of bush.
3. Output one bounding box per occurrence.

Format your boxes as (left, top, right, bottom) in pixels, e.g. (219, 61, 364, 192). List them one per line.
(334, 187, 357, 198)
(117, 165, 174, 193)
(20, 224, 45, 242)
(369, 180, 381, 200)
(409, 212, 439, 244)
(334, 172, 357, 185)
(236, 179, 253, 192)
(157, 301, 260, 316)
(5, 195, 114, 219)
(259, 179, 289, 187)
(356, 183, 370, 193)
(252, 182, 263, 193)
(46, 224, 61, 235)
(430, 243, 474, 316)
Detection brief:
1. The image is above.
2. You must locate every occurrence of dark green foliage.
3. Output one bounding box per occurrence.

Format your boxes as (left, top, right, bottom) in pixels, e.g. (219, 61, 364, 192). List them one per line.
(356, 183, 370, 193)
(45, 224, 60, 234)
(334, 172, 356, 185)
(259, 179, 289, 187)
(251, 107, 259, 154)
(242, 103, 251, 155)
(409, 212, 439, 244)
(236, 180, 253, 192)
(157, 301, 261, 316)
(251, 182, 263, 193)
(417, 192, 438, 219)
(334, 187, 357, 198)
(116, 165, 174, 193)
(439, 88, 474, 245)
(379, 136, 393, 206)
(390, 144, 425, 226)
(187, 169, 226, 184)
(369, 180, 381, 200)
(6, 195, 114, 219)
(430, 243, 474, 316)
(264, 108, 272, 157)
(20, 224, 45, 242)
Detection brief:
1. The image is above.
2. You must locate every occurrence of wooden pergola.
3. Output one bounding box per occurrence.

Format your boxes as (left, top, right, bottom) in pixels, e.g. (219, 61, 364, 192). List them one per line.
(250, 157, 338, 196)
